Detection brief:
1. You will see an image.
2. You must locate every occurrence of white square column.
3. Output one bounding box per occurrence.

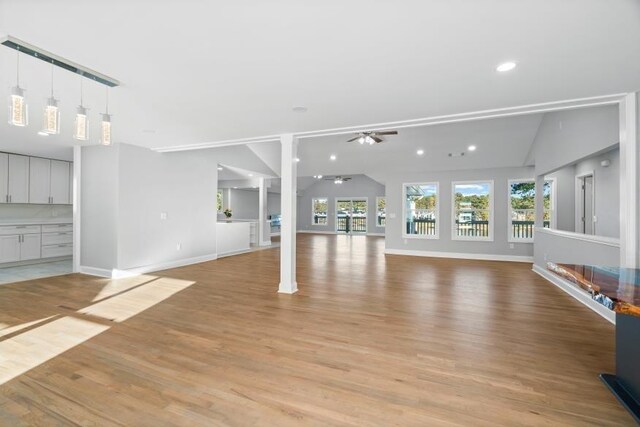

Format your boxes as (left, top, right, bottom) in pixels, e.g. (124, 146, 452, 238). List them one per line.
(258, 177, 271, 246)
(620, 92, 639, 268)
(279, 134, 298, 294)
(534, 175, 545, 229)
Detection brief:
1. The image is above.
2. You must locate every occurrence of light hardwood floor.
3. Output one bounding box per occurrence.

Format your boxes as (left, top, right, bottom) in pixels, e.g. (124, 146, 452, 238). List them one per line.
(0, 234, 634, 426)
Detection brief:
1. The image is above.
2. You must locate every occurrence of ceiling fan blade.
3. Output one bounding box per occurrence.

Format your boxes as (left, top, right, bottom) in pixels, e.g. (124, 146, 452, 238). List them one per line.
(374, 131, 398, 136)
(372, 136, 383, 143)
(346, 136, 361, 142)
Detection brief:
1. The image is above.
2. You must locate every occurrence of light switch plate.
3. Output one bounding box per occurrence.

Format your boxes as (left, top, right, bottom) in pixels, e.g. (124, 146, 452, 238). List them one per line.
(160, 212, 168, 220)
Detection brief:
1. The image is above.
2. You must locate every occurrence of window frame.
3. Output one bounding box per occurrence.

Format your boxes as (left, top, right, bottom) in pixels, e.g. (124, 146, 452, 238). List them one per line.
(544, 177, 557, 230)
(451, 180, 494, 242)
(311, 197, 329, 226)
(376, 196, 386, 228)
(507, 178, 535, 243)
(402, 182, 440, 240)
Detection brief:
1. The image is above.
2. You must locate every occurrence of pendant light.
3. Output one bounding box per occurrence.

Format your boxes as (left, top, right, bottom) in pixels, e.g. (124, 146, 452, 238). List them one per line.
(42, 62, 60, 134)
(8, 50, 28, 127)
(73, 78, 89, 141)
(100, 87, 112, 146)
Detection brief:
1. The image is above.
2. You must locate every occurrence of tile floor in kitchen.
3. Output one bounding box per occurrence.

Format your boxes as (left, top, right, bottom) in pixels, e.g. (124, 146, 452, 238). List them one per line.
(0, 260, 73, 285)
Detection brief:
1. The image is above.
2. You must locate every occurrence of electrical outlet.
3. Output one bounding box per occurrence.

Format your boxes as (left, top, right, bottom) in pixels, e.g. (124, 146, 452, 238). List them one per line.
(160, 212, 168, 220)
(176, 243, 182, 251)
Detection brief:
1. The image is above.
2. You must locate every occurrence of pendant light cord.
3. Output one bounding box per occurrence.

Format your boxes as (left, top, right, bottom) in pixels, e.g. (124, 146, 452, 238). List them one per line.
(50, 62, 54, 98)
(16, 50, 20, 87)
(105, 86, 109, 115)
(80, 77, 84, 106)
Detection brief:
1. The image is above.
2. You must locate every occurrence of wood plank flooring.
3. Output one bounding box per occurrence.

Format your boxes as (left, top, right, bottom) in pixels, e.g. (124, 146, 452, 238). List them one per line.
(0, 234, 634, 426)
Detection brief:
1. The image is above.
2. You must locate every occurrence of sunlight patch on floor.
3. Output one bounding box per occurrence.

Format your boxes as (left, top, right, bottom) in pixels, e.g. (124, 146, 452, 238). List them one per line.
(79, 277, 195, 322)
(0, 316, 109, 385)
(0, 316, 57, 339)
(92, 274, 159, 302)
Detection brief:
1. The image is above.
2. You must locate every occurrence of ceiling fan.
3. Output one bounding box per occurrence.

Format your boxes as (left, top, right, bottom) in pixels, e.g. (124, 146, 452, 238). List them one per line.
(347, 130, 398, 145)
(324, 175, 352, 184)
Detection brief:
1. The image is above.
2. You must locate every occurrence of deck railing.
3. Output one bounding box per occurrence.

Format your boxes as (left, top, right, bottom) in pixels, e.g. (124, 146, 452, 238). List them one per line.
(454, 220, 489, 237)
(337, 216, 367, 233)
(511, 220, 550, 239)
(406, 219, 437, 235)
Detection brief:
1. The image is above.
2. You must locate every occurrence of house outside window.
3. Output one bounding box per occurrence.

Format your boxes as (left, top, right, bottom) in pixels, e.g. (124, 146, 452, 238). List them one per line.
(312, 198, 328, 225)
(403, 183, 439, 238)
(452, 180, 493, 241)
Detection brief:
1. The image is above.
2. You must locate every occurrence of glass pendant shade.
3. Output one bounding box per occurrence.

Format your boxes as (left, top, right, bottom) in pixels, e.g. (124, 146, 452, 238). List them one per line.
(8, 86, 28, 127)
(100, 113, 112, 146)
(74, 106, 89, 141)
(42, 97, 60, 134)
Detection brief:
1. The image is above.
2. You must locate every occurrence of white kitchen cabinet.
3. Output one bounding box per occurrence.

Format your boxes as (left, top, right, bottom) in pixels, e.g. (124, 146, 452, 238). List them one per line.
(0, 153, 8, 204)
(50, 160, 70, 204)
(8, 154, 29, 203)
(29, 157, 51, 204)
(20, 234, 42, 261)
(0, 235, 20, 263)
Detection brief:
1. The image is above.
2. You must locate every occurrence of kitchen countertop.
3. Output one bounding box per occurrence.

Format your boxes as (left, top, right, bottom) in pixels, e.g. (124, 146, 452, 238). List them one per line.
(0, 218, 73, 226)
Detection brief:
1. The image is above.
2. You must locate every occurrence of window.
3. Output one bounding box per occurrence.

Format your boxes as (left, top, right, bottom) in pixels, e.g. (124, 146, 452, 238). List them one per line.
(312, 198, 328, 225)
(544, 178, 555, 229)
(376, 197, 386, 227)
(452, 181, 493, 241)
(508, 179, 555, 242)
(508, 179, 535, 241)
(216, 190, 223, 212)
(403, 183, 439, 238)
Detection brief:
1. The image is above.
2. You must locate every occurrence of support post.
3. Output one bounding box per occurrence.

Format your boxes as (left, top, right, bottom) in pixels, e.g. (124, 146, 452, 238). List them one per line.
(279, 134, 298, 294)
(534, 174, 545, 230)
(619, 92, 639, 268)
(72, 145, 81, 273)
(258, 177, 271, 246)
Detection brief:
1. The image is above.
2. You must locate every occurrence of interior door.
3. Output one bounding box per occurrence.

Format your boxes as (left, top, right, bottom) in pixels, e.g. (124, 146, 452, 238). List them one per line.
(583, 175, 594, 235)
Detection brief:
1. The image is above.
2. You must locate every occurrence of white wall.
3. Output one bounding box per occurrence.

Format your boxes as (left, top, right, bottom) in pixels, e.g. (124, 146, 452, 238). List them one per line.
(0, 204, 72, 220)
(227, 189, 259, 220)
(531, 105, 621, 270)
(533, 105, 619, 175)
(81, 145, 119, 270)
(116, 144, 217, 271)
(545, 166, 575, 232)
(297, 174, 385, 234)
(384, 166, 535, 258)
(81, 143, 279, 274)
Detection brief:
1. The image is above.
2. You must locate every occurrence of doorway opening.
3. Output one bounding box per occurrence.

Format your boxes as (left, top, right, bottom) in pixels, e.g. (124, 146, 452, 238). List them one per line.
(576, 172, 595, 235)
(335, 198, 368, 234)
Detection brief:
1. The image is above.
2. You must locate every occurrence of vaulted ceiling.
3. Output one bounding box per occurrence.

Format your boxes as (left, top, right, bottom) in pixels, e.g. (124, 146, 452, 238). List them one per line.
(1, 0, 639, 159)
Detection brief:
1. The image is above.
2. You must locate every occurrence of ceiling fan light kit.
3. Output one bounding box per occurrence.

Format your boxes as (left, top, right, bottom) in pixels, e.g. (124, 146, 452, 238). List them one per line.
(347, 130, 397, 145)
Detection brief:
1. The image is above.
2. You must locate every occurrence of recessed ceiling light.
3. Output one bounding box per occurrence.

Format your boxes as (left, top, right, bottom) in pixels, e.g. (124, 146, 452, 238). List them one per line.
(330, 154, 336, 161)
(468, 145, 477, 151)
(292, 106, 307, 113)
(294, 157, 300, 162)
(248, 173, 253, 177)
(496, 61, 516, 72)
(233, 186, 238, 189)
(37, 131, 49, 136)
(416, 149, 424, 156)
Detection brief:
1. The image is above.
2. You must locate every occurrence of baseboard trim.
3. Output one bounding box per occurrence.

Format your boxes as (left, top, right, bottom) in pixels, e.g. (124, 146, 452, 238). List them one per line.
(80, 253, 218, 279)
(532, 264, 615, 324)
(384, 248, 533, 263)
(79, 266, 112, 278)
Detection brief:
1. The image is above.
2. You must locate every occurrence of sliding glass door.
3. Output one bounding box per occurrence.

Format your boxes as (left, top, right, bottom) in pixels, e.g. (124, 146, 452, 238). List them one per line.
(336, 198, 367, 234)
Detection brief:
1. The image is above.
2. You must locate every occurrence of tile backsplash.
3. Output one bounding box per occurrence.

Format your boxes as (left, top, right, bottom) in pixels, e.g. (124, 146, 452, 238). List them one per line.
(0, 204, 72, 220)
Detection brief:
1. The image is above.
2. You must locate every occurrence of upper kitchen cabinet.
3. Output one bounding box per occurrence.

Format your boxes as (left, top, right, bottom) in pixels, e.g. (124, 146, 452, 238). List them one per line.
(7, 154, 30, 204)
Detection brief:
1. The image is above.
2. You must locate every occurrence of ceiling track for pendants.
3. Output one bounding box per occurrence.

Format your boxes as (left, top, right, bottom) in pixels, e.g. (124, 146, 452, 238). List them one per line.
(1, 35, 120, 88)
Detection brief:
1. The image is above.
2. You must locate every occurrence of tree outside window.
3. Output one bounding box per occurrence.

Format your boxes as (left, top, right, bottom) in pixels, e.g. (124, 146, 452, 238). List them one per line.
(313, 198, 328, 225)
